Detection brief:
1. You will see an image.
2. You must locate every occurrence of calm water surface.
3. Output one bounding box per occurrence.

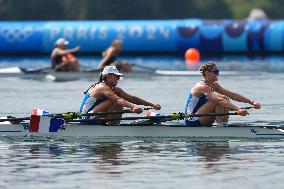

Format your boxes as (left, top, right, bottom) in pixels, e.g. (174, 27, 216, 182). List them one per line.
(0, 56, 284, 189)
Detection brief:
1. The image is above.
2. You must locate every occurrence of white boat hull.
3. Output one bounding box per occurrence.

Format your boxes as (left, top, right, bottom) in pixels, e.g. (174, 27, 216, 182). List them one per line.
(0, 67, 153, 81)
(0, 67, 242, 82)
(1, 123, 284, 139)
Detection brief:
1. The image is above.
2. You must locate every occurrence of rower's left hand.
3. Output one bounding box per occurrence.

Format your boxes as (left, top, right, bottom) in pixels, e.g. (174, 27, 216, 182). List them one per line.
(237, 109, 249, 116)
(153, 104, 161, 110)
(131, 107, 143, 114)
(252, 102, 261, 109)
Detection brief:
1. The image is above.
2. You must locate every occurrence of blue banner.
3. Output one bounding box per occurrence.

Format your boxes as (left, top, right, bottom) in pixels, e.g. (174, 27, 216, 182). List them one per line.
(0, 19, 283, 54)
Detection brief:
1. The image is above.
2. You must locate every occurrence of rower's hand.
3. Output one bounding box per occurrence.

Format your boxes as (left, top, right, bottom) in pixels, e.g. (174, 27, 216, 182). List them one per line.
(237, 109, 249, 116)
(252, 102, 261, 109)
(75, 46, 81, 51)
(153, 104, 161, 110)
(131, 107, 143, 114)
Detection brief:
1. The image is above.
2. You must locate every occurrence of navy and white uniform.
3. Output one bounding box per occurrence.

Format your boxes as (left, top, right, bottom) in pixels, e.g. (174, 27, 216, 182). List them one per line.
(184, 86, 208, 126)
(80, 91, 106, 114)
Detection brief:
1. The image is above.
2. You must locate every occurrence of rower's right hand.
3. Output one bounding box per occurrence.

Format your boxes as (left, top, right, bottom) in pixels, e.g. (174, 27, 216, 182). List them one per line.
(237, 109, 249, 116)
(131, 107, 143, 114)
(153, 104, 161, 110)
(75, 46, 81, 51)
(252, 102, 261, 109)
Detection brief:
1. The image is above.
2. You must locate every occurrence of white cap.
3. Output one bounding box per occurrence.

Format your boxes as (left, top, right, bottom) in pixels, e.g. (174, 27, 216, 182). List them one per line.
(55, 38, 69, 46)
(248, 8, 268, 20)
(102, 66, 123, 76)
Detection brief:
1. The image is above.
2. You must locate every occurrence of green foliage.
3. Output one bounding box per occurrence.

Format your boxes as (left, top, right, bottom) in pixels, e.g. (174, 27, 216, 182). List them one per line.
(0, 0, 282, 20)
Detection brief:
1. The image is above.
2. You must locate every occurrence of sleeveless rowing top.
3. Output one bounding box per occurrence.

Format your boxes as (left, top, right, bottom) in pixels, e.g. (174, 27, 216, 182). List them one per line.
(184, 91, 208, 115)
(51, 55, 63, 67)
(185, 80, 209, 115)
(80, 91, 107, 113)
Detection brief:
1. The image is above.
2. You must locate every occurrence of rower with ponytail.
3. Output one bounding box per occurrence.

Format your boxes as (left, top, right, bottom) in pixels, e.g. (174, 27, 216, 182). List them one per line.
(80, 66, 161, 125)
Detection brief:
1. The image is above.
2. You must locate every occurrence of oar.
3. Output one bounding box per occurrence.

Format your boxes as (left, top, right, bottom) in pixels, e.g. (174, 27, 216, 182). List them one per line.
(241, 105, 260, 110)
(0, 116, 30, 122)
(130, 63, 156, 72)
(55, 107, 153, 119)
(79, 65, 101, 73)
(19, 66, 52, 74)
(115, 59, 156, 72)
(67, 111, 244, 123)
(0, 107, 153, 122)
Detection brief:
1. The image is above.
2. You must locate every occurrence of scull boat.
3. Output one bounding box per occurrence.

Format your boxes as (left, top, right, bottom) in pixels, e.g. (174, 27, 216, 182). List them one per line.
(1, 121, 284, 139)
(0, 66, 153, 82)
(0, 66, 241, 82)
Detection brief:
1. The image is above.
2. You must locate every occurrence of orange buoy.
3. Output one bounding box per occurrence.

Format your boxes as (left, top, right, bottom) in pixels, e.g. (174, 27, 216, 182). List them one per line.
(184, 48, 200, 64)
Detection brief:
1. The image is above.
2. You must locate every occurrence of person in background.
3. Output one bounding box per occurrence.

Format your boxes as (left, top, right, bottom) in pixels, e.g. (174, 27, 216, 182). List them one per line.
(184, 61, 261, 127)
(80, 66, 161, 125)
(51, 37, 80, 72)
(247, 8, 268, 20)
(97, 39, 132, 72)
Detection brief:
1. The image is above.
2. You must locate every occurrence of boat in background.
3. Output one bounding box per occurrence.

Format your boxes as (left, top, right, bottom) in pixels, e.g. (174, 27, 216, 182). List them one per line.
(0, 66, 154, 82)
(0, 66, 242, 82)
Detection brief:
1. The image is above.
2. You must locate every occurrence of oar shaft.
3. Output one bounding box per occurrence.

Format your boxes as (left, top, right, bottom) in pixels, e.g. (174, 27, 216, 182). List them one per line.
(68, 115, 168, 122)
(48, 107, 153, 119)
(130, 63, 156, 72)
(0, 107, 152, 122)
(0, 117, 30, 122)
(67, 112, 239, 123)
(190, 112, 238, 117)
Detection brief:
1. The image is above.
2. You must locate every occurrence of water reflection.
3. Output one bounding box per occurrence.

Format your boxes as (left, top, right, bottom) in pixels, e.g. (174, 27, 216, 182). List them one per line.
(6, 141, 233, 163)
(89, 143, 125, 165)
(28, 143, 63, 157)
(3, 140, 284, 176)
(187, 142, 230, 161)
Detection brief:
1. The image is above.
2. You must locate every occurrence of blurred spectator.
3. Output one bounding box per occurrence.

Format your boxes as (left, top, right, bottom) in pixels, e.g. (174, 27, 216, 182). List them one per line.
(97, 39, 132, 72)
(51, 38, 80, 72)
(248, 8, 268, 20)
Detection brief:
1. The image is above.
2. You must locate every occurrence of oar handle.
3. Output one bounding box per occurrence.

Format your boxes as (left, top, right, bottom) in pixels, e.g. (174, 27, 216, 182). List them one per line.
(241, 106, 254, 110)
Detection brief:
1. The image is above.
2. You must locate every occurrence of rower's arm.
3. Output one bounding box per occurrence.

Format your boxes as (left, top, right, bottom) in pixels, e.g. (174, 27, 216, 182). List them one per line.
(55, 46, 80, 56)
(97, 48, 114, 70)
(100, 86, 136, 109)
(114, 87, 160, 109)
(213, 82, 254, 104)
(200, 85, 240, 111)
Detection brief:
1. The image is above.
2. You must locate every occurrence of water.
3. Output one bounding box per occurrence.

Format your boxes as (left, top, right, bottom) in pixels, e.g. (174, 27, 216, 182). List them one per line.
(1, 141, 284, 189)
(1, 56, 284, 189)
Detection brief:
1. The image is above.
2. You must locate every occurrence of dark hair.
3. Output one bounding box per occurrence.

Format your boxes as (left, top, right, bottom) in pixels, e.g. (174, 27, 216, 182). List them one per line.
(83, 73, 107, 94)
(199, 61, 216, 76)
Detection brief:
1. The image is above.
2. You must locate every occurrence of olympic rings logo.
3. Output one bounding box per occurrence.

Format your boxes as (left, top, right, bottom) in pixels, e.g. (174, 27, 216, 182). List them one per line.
(0, 26, 34, 43)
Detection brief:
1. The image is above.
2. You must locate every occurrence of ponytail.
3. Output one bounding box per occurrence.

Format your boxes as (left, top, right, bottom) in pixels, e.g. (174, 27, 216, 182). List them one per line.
(83, 73, 107, 94)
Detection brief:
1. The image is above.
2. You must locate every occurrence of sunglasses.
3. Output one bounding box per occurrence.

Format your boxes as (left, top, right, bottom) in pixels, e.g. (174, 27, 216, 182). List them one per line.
(212, 69, 219, 75)
(111, 74, 121, 80)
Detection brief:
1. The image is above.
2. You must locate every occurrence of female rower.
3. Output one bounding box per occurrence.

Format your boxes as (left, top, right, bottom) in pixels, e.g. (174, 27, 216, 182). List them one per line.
(97, 39, 132, 72)
(51, 37, 80, 72)
(80, 66, 161, 124)
(184, 61, 261, 127)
